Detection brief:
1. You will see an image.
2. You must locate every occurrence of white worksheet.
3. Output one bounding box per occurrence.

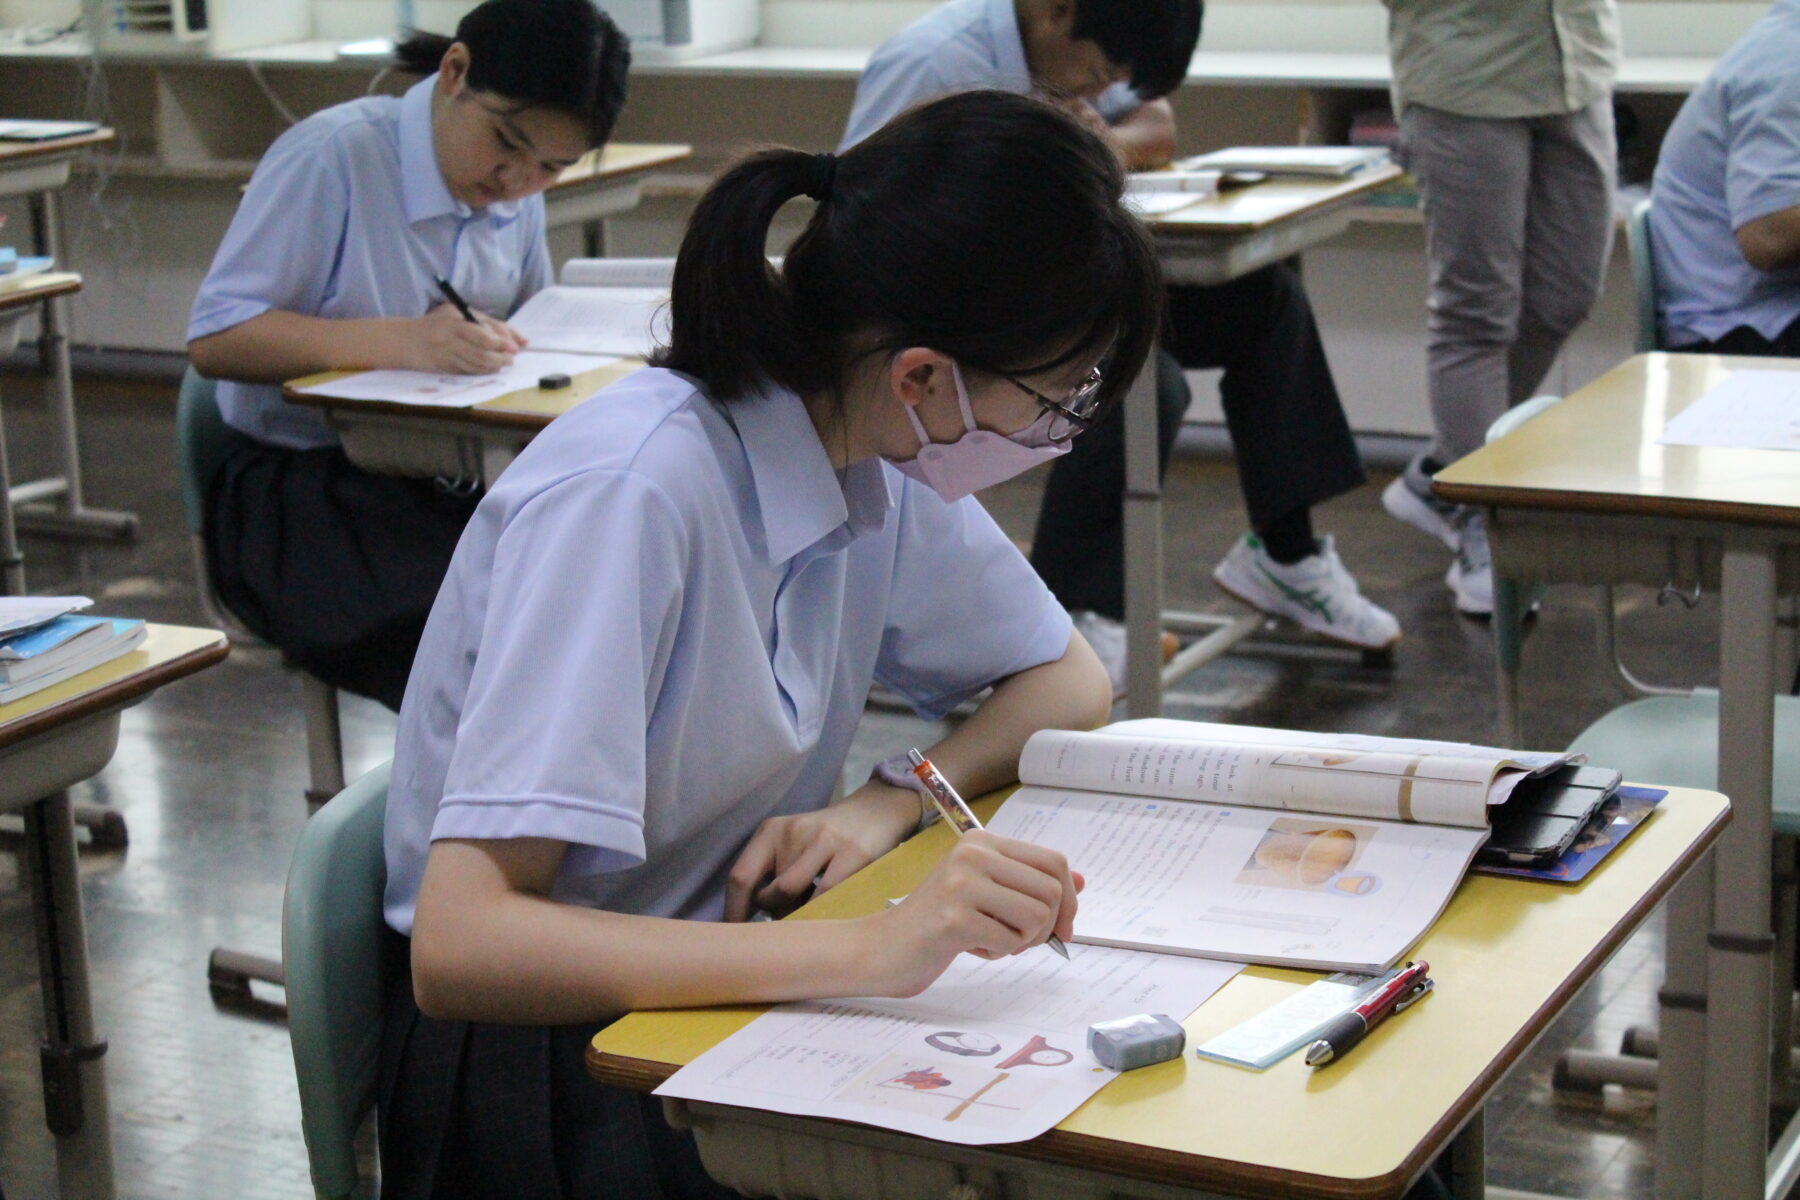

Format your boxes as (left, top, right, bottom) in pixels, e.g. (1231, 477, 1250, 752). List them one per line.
(655, 945, 1239, 1145)
(508, 285, 670, 357)
(1126, 192, 1210, 217)
(294, 350, 616, 408)
(1658, 369, 1800, 451)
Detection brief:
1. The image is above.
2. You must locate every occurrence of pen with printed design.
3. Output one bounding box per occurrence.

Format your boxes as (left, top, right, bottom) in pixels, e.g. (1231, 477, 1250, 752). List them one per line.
(1304, 960, 1433, 1066)
(907, 748, 1071, 960)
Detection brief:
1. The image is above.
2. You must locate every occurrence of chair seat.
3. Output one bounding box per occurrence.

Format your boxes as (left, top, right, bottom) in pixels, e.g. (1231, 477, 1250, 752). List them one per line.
(1569, 692, 1800, 835)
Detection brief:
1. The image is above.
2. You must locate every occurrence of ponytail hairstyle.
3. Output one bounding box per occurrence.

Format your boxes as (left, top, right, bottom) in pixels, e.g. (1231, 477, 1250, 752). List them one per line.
(655, 90, 1162, 429)
(394, 0, 630, 147)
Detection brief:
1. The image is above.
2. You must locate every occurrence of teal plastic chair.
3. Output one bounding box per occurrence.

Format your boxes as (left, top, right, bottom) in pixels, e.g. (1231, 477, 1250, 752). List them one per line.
(1626, 197, 1664, 353)
(176, 366, 345, 806)
(282, 760, 393, 1199)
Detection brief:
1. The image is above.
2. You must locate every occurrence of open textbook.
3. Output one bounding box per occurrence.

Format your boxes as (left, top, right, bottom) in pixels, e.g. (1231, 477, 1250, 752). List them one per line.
(984, 719, 1580, 973)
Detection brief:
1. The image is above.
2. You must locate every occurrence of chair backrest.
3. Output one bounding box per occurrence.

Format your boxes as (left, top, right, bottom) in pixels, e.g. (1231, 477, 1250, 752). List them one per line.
(174, 367, 232, 538)
(1626, 197, 1662, 354)
(282, 760, 393, 1199)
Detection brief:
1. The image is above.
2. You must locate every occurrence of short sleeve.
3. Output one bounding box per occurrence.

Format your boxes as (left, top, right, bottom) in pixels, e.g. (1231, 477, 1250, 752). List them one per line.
(1725, 73, 1800, 229)
(514, 196, 554, 307)
(873, 478, 1073, 718)
(187, 128, 352, 341)
(841, 46, 993, 150)
(431, 469, 688, 874)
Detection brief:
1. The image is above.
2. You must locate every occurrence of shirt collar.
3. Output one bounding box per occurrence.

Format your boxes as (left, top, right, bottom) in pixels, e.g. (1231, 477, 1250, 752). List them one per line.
(397, 74, 522, 226)
(983, 0, 1034, 93)
(729, 384, 894, 565)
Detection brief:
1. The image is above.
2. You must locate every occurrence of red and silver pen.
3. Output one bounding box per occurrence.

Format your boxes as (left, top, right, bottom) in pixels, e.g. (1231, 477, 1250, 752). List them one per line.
(908, 748, 1071, 960)
(1304, 960, 1433, 1066)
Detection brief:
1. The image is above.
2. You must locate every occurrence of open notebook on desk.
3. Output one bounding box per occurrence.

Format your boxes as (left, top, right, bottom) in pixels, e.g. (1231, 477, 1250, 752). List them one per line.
(984, 719, 1585, 973)
(291, 284, 666, 408)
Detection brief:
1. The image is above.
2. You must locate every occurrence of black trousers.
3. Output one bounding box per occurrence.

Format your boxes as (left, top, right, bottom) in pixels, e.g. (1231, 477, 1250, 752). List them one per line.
(204, 436, 480, 711)
(1682, 312, 1800, 357)
(379, 938, 735, 1200)
(1029, 262, 1367, 621)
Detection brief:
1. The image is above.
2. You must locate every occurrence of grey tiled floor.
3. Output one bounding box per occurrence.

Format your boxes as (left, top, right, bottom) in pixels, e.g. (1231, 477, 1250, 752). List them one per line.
(0, 372, 1726, 1198)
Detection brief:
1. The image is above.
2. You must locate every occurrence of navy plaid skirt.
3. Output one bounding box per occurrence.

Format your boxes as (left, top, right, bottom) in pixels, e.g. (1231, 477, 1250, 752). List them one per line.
(377, 937, 739, 1200)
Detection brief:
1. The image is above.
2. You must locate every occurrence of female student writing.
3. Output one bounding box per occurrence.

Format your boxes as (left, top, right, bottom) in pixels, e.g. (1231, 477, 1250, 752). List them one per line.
(377, 90, 1161, 1197)
(185, 0, 629, 709)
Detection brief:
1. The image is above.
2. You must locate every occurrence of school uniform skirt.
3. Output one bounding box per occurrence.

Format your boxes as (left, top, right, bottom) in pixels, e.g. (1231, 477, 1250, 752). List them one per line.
(204, 434, 481, 711)
(378, 934, 738, 1200)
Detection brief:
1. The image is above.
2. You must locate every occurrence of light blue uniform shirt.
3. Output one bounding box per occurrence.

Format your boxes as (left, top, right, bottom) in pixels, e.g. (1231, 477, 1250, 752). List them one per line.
(382, 367, 1072, 934)
(1650, 0, 1800, 347)
(188, 75, 552, 450)
(840, 0, 1141, 151)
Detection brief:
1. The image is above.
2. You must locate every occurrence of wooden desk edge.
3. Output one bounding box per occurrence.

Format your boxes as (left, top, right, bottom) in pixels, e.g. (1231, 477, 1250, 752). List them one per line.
(0, 128, 116, 161)
(1148, 162, 1404, 236)
(1430, 478, 1800, 528)
(585, 796, 1730, 1200)
(282, 384, 567, 430)
(0, 634, 230, 748)
(0, 274, 80, 310)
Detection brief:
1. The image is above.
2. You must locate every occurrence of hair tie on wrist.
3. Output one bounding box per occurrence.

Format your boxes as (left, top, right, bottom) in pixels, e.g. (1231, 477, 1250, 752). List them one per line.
(802, 152, 837, 202)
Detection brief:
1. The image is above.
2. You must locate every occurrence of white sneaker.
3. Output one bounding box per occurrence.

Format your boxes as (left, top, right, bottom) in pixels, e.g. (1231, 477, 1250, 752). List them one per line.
(1382, 459, 1461, 551)
(1447, 512, 1493, 617)
(1212, 534, 1401, 650)
(1068, 610, 1182, 697)
(1070, 609, 1129, 695)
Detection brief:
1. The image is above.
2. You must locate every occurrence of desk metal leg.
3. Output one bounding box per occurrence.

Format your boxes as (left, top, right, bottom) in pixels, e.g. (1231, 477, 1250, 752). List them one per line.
(23, 790, 117, 1200)
(16, 190, 135, 542)
(1490, 556, 1525, 747)
(1701, 543, 1778, 1197)
(0, 378, 25, 594)
(1122, 347, 1164, 716)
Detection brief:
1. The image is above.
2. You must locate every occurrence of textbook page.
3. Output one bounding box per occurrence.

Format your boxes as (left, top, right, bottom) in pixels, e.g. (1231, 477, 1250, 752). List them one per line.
(986, 786, 1485, 972)
(656, 944, 1238, 1146)
(508, 285, 670, 357)
(1656, 370, 1800, 452)
(294, 350, 615, 408)
(1019, 728, 1515, 828)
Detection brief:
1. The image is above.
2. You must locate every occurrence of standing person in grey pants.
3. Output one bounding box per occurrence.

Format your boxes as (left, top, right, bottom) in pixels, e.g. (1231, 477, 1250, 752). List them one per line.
(1379, 0, 1619, 616)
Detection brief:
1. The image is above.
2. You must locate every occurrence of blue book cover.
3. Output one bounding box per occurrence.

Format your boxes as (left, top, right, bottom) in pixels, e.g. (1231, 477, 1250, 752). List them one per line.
(0, 613, 104, 661)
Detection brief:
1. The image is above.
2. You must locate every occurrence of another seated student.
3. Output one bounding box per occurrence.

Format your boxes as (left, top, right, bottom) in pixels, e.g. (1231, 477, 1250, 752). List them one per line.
(379, 91, 1148, 1196)
(842, 0, 1400, 691)
(186, 0, 629, 710)
(1651, 0, 1800, 357)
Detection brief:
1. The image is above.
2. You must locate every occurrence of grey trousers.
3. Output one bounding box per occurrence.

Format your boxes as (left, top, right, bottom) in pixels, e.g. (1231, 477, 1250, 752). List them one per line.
(1399, 99, 1616, 464)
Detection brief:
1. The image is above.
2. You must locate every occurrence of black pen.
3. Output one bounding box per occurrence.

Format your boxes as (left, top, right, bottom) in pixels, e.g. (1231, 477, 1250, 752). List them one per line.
(433, 274, 479, 324)
(1304, 960, 1432, 1067)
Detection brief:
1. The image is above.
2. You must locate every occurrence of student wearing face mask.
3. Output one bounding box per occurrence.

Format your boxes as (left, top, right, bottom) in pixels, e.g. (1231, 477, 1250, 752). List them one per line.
(186, 0, 629, 711)
(843, 0, 1400, 693)
(378, 90, 1151, 1197)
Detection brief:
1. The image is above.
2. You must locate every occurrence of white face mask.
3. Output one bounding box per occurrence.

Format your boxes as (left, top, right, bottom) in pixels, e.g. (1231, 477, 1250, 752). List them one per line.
(886, 363, 1070, 503)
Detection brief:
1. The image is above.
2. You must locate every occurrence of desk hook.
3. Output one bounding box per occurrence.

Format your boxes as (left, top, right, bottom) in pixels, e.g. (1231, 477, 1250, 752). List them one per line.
(1658, 581, 1702, 610)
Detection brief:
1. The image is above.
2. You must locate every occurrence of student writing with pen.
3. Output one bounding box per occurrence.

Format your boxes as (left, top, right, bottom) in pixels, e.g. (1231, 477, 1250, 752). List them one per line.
(379, 91, 1143, 1197)
(185, 0, 629, 710)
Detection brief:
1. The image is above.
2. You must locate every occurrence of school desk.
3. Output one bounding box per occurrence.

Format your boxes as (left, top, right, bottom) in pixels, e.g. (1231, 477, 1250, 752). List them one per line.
(1119, 163, 1407, 714)
(1434, 352, 1800, 1199)
(0, 271, 82, 594)
(0, 126, 137, 544)
(587, 782, 1726, 1200)
(0, 623, 229, 1200)
(545, 142, 692, 257)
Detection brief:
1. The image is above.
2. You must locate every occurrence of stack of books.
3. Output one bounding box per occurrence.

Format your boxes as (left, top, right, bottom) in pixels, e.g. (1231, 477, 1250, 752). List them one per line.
(0, 596, 147, 705)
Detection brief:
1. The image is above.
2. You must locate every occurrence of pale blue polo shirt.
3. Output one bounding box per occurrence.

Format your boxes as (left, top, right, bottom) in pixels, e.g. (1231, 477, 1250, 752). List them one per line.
(382, 367, 1073, 934)
(840, 0, 1141, 151)
(187, 74, 552, 450)
(1650, 0, 1800, 347)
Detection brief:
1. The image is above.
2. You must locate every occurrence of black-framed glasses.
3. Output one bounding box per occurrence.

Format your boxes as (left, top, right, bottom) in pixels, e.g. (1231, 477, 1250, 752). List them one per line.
(1006, 366, 1105, 441)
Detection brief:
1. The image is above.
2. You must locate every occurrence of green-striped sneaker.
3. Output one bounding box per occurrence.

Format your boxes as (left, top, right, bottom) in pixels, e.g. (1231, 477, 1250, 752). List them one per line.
(1212, 533, 1401, 650)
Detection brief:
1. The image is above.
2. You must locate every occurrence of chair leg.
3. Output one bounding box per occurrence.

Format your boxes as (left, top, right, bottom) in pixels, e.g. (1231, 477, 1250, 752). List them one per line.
(301, 675, 346, 808)
(207, 947, 286, 1018)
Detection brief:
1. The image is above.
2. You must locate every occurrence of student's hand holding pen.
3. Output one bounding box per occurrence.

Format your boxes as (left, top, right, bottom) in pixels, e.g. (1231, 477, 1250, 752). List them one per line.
(866, 832, 1083, 999)
(408, 302, 529, 375)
